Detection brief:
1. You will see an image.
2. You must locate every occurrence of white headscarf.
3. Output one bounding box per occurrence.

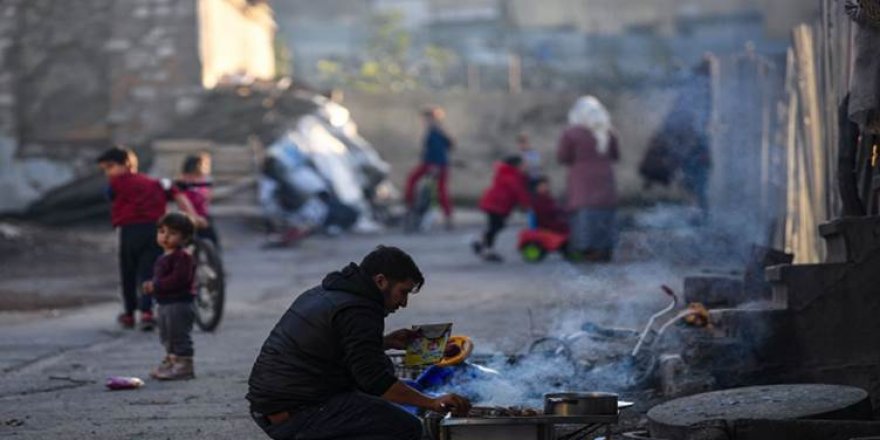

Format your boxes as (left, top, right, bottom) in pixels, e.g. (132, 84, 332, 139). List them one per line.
(567, 95, 612, 155)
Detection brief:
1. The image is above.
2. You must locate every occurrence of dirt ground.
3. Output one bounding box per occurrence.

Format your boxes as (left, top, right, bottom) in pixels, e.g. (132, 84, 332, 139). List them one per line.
(0, 208, 739, 439)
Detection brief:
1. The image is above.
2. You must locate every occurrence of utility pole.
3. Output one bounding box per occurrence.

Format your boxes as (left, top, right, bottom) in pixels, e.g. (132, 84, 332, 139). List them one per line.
(508, 52, 521, 94)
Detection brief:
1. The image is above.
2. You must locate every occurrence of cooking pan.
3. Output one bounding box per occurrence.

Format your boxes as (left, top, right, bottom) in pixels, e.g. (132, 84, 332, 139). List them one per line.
(544, 392, 619, 416)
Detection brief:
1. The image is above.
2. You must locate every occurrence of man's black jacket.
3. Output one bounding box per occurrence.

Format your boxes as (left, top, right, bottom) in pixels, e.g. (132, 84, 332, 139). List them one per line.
(246, 263, 397, 414)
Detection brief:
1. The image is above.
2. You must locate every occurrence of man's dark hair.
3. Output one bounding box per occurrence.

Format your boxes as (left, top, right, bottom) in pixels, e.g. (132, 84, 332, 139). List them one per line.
(157, 212, 195, 243)
(503, 155, 523, 167)
(182, 155, 202, 174)
(360, 245, 424, 292)
(96, 146, 129, 165)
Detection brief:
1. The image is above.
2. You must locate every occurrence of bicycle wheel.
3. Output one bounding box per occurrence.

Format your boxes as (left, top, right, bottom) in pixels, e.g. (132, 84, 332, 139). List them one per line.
(192, 238, 225, 332)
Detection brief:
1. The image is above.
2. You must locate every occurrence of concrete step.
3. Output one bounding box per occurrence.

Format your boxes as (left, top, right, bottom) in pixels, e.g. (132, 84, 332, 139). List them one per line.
(764, 259, 880, 366)
(819, 216, 880, 264)
(684, 275, 744, 307)
(765, 262, 849, 311)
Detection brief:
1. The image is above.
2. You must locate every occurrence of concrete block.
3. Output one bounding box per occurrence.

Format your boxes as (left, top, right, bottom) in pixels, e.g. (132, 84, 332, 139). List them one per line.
(765, 258, 880, 368)
(732, 419, 880, 440)
(684, 276, 744, 307)
(819, 217, 880, 264)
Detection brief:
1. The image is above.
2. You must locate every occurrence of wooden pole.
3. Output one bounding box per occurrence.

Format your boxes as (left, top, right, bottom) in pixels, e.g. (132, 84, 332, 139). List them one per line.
(793, 24, 826, 262)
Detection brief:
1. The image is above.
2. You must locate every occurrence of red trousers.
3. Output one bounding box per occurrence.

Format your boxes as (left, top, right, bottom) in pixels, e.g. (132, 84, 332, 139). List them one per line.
(404, 164, 452, 219)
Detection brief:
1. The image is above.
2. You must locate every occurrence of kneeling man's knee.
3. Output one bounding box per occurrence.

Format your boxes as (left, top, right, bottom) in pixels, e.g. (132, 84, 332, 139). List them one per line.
(399, 412, 423, 440)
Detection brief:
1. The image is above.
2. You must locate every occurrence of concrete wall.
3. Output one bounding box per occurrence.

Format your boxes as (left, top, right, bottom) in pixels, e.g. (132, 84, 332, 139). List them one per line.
(342, 89, 680, 204)
(105, 0, 204, 145)
(0, 0, 277, 214)
(0, 1, 19, 139)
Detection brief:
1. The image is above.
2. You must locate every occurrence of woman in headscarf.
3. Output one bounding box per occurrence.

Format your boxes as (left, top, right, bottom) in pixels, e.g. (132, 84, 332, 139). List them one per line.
(557, 96, 620, 262)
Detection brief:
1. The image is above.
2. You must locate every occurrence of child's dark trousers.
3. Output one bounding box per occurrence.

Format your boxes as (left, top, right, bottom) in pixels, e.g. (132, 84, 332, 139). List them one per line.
(158, 302, 195, 356)
(118, 223, 162, 314)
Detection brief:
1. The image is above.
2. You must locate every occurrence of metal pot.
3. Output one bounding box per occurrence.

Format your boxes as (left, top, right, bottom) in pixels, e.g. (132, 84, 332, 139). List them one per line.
(543, 392, 619, 416)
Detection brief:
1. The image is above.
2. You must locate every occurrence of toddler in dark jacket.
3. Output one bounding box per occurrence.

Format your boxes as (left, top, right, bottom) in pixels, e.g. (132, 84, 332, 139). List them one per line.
(531, 177, 569, 235)
(142, 212, 197, 381)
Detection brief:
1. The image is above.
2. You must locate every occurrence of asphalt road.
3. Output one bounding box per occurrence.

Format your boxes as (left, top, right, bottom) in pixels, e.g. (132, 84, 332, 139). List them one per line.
(0, 212, 712, 439)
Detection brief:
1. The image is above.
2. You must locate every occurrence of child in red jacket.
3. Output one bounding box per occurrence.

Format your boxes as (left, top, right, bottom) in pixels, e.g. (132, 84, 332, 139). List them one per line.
(472, 156, 531, 262)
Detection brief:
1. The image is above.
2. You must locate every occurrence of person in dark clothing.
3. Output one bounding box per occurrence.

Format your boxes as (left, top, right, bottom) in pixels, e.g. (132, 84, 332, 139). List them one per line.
(404, 107, 455, 228)
(142, 212, 197, 381)
(531, 177, 569, 235)
(472, 156, 531, 262)
(97, 147, 205, 331)
(247, 246, 471, 440)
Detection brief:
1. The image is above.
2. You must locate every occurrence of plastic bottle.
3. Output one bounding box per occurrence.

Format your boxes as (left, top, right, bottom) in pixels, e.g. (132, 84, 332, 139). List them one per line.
(106, 376, 145, 390)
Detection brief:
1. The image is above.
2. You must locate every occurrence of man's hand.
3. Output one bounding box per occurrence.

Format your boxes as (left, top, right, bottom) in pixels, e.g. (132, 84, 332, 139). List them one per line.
(142, 281, 154, 294)
(383, 328, 417, 350)
(432, 393, 471, 416)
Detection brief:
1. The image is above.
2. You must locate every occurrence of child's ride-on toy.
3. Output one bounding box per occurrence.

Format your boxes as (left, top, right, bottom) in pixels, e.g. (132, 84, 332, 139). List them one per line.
(517, 228, 569, 262)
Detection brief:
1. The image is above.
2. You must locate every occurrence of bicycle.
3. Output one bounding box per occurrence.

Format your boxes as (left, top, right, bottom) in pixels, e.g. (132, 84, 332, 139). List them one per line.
(527, 286, 707, 389)
(162, 177, 226, 332)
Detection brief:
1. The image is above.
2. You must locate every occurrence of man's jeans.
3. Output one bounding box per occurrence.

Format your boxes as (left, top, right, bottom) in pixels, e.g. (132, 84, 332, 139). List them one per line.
(252, 392, 423, 440)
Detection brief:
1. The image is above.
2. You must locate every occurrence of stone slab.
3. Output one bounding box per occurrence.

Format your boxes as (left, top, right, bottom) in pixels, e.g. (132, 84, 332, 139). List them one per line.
(648, 384, 872, 440)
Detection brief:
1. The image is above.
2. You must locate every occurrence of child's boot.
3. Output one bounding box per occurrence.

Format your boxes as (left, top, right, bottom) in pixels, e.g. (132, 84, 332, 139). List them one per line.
(155, 355, 194, 380)
(149, 355, 173, 379)
(140, 310, 156, 332)
(117, 313, 135, 329)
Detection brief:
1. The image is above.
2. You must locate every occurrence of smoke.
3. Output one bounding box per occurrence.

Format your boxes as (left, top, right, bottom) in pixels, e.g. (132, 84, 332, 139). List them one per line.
(425, 203, 758, 408)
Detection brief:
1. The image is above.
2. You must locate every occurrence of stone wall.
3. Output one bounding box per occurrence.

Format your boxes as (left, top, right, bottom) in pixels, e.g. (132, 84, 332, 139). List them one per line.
(0, 0, 277, 214)
(342, 89, 681, 204)
(105, 0, 205, 145)
(0, 1, 19, 139)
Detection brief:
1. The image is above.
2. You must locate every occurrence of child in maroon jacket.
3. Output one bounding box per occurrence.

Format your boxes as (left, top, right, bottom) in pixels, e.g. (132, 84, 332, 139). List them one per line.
(531, 177, 569, 235)
(96, 147, 204, 330)
(472, 156, 531, 262)
(142, 212, 197, 380)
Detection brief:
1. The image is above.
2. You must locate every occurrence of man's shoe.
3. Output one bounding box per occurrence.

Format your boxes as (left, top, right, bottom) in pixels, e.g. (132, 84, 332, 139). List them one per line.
(140, 311, 156, 332)
(150, 355, 173, 379)
(117, 313, 135, 329)
(155, 356, 195, 381)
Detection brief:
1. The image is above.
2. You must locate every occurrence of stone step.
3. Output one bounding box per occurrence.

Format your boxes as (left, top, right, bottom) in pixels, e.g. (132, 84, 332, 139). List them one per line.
(819, 216, 880, 264)
(765, 259, 880, 366)
(765, 262, 849, 310)
(684, 275, 744, 307)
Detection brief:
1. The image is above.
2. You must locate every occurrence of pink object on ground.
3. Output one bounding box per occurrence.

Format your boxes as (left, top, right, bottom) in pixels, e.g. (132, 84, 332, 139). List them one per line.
(106, 376, 145, 390)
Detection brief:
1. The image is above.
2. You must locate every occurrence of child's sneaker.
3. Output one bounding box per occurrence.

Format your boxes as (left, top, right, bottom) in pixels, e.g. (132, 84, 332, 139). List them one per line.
(149, 355, 173, 379)
(117, 313, 135, 329)
(140, 311, 156, 332)
(154, 356, 194, 381)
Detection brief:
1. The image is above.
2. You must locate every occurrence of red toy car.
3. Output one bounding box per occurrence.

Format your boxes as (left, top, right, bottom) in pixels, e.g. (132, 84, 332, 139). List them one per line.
(517, 228, 569, 262)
